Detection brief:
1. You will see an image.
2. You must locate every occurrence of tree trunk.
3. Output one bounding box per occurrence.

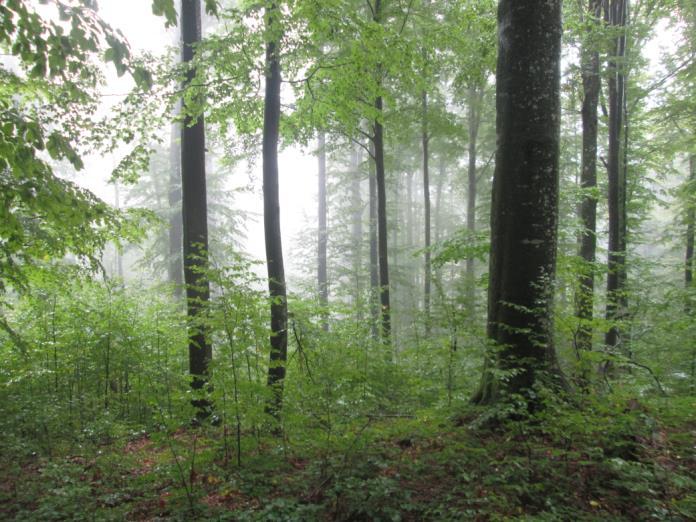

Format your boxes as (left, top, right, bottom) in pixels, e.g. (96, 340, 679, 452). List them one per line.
(351, 145, 363, 316)
(181, 0, 212, 418)
(575, 0, 601, 358)
(374, 96, 391, 347)
(686, 154, 695, 297)
(169, 101, 184, 298)
(466, 86, 482, 313)
(317, 131, 329, 331)
(435, 157, 445, 243)
(473, 0, 565, 406)
(372, 0, 391, 348)
(263, 2, 288, 421)
(605, 0, 628, 350)
(422, 91, 432, 334)
(369, 141, 379, 340)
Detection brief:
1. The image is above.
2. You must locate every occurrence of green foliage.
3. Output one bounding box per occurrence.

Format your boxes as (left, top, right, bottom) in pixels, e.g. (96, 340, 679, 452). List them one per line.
(0, 0, 155, 296)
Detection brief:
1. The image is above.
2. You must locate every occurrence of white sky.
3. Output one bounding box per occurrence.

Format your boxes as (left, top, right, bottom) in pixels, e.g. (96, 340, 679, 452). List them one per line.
(91, 0, 317, 274)
(76, 0, 678, 278)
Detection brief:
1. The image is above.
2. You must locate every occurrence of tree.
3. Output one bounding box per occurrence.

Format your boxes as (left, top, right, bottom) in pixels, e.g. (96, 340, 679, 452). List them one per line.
(317, 131, 329, 330)
(604, 0, 629, 351)
(0, 0, 146, 296)
(180, 0, 212, 417)
(169, 20, 184, 298)
(262, 1, 288, 420)
(473, 0, 566, 405)
(575, 0, 602, 359)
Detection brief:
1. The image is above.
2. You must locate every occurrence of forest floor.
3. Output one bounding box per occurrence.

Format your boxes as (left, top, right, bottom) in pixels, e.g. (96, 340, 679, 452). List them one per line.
(1, 397, 695, 521)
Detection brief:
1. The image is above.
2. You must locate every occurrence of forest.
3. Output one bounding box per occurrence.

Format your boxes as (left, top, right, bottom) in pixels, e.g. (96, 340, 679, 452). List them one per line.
(0, 0, 695, 520)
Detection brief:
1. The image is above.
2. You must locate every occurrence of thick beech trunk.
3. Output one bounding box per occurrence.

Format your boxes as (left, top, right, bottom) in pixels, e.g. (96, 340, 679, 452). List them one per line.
(181, 0, 212, 416)
(263, 3, 288, 420)
(473, 0, 565, 405)
(317, 132, 329, 331)
(575, 0, 601, 357)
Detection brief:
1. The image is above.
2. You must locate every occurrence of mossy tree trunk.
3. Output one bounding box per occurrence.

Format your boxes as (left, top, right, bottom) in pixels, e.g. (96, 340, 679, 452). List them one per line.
(473, 0, 566, 406)
(262, 1, 288, 422)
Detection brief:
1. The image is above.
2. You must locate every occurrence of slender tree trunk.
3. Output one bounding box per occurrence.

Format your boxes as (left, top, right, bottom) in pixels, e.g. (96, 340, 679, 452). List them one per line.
(575, 0, 601, 359)
(422, 91, 432, 334)
(435, 157, 445, 243)
(374, 98, 391, 347)
(605, 0, 628, 350)
(181, 0, 212, 418)
(466, 86, 482, 312)
(317, 132, 329, 331)
(372, 0, 391, 348)
(369, 141, 379, 340)
(351, 145, 363, 316)
(686, 155, 695, 298)
(473, 0, 565, 405)
(169, 22, 184, 298)
(262, 2, 288, 420)
(169, 101, 184, 298)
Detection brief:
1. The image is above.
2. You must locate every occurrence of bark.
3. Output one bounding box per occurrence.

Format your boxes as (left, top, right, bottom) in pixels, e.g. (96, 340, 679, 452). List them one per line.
(466, 86, 483, 312)
(263, 3, 288, 420)
(317, 131, 329, 331)
(575, 0, 601, 356)
(372, 0, 391, 347)
(181, 0, 212, 416)
(374, 96, 391, 347)
(473, 0, 565, 405)
(422, 91, 432, 334)
(605, 0, 628, 350)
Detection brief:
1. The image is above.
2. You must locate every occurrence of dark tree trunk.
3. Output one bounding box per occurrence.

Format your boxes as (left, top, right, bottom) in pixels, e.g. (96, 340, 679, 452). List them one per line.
(181, 0, 212, 417)
(605, 0, 628, 350)
(422, 91, 432, 334)
(262, 2, 288, 420)
(372, 0, 391, 347)
(169, 102, 184, 298)
(317, 131, 329, 331)
(369, 141, 379, 340)
(466, 86, 483, 312)
(575, 0, 601, 357)
(473, 0, 565, 405)
(374, 96, 391, 347)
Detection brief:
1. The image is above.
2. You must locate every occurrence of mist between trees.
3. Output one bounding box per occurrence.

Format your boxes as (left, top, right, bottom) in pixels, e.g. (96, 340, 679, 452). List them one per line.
(0, 1, 694, 520)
